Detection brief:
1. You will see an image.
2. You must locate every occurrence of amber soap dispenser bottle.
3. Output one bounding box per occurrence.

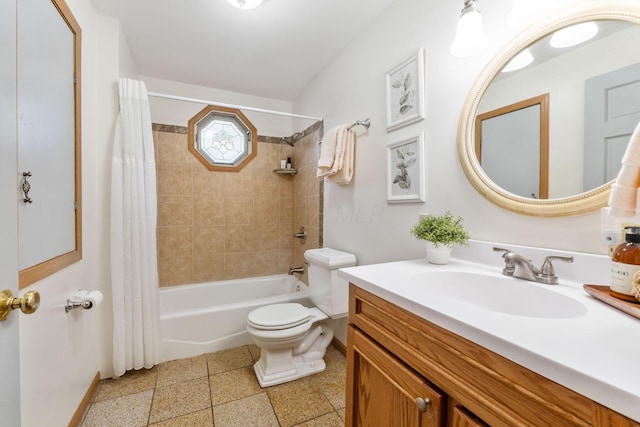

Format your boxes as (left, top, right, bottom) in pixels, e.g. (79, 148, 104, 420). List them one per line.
(610, 226, 640, 303)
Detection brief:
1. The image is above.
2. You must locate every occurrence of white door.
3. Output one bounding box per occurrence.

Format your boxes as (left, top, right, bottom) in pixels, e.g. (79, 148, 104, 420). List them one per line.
(584, 63, 640, 190)
(480, 104, 541, 198)
(0, 0, 22, 424)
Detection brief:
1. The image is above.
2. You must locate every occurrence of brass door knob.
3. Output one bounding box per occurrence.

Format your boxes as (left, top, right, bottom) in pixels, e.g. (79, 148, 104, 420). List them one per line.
(0, 289, 40, 321)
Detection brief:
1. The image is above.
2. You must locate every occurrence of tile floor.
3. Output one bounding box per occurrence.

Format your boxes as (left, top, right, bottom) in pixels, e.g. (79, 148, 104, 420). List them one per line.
(80, 344, 346, 427)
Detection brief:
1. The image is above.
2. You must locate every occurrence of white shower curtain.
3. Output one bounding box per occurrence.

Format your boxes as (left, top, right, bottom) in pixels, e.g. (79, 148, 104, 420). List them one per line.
(111, 78, 161, 377)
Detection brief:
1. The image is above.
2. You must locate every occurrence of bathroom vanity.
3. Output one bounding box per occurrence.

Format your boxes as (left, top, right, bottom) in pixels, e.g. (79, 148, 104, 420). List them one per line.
(339, 249, 640, 426)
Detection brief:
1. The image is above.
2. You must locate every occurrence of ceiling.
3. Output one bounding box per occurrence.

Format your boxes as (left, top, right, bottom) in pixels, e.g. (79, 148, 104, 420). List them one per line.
(90, 0, 397, 101)
(495, 20, 632, 81)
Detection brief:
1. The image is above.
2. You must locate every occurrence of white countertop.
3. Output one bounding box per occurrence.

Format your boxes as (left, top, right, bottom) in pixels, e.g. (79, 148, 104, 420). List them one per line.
(338, 254, 640, 422)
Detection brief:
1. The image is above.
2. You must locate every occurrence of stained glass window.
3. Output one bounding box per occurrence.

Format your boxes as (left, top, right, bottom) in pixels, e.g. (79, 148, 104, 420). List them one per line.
(188, 106, 257, 172)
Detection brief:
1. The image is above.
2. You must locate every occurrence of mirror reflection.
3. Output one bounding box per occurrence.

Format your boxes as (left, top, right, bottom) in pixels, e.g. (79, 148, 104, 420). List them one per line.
(476, 19, 640, 200)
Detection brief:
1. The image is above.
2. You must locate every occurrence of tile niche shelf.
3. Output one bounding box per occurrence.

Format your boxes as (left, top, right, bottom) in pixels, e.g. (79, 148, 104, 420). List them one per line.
(273, 168, 298, 175)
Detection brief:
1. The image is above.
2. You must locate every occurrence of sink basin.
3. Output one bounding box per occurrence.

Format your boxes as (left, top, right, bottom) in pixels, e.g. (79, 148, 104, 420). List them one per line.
(411, 271, 587, 319)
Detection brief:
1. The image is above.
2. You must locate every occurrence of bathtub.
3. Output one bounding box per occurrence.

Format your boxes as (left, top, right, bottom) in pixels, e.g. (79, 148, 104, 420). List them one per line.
(159, 274, 312, 362)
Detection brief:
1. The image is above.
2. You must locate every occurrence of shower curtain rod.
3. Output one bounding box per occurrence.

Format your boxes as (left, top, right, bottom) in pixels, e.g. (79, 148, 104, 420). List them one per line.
(146, 91, 324, 122)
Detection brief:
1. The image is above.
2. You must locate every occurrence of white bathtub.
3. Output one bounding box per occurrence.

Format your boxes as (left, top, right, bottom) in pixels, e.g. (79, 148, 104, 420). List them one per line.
(159, 274, 312, 362)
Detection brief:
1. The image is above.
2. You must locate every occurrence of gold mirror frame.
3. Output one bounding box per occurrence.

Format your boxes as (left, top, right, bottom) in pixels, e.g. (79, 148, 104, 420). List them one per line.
(457, 3, 640, 217)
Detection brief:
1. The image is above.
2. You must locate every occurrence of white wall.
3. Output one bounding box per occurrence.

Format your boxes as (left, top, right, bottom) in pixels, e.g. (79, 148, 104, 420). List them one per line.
(18, 1, 120, 425)
(293, 0, 618, 343)
(143, 76, 300, 137)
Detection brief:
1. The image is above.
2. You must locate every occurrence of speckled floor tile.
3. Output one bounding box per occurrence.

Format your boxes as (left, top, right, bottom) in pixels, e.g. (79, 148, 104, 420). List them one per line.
(308, 347, 347, 410)
(213, 393, 279, 427)
(149, 376, 211, 423)
(293, 411, 344, 427)
(210, 366, 263, 405)
(93, 368, 157, 403)
(148, 408, 214, 426)
(248, 343, 261, 361)
(205, 345, 254, 374)
(266, 377, 334, 427)
(156, 355, 208, 387)
(81, 389, 153, 427)
(336, 407, 346, 421)
(82, 344, 346, 427)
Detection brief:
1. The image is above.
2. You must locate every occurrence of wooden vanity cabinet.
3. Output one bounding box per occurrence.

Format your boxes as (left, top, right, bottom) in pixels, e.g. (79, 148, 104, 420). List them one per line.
(345, 284, 639, 427)
(348, 326, 444, 426)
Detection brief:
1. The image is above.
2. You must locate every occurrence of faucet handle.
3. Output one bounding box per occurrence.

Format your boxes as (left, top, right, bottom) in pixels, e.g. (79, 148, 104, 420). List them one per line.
(493, 247, 512, 257)
(539, 255, 574, 284)
(493, 247, 515, 275)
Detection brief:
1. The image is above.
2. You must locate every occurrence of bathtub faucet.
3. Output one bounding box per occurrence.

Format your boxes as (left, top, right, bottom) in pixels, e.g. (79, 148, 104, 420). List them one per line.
(288, 267, 305, 276)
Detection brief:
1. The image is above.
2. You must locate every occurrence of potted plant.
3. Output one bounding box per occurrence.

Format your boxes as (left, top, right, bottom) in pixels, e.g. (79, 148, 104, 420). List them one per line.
(410, 211, 470, 264)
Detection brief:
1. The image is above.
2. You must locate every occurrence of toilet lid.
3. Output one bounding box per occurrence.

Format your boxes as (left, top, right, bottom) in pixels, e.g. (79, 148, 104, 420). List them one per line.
(247, 303, 311, 330)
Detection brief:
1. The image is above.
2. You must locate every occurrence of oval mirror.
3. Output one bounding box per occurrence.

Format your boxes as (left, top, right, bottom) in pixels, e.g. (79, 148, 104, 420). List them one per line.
(458, 4, 640, 216)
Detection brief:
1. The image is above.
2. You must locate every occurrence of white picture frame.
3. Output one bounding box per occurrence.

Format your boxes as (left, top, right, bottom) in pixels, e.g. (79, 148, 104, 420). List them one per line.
(386, 132, 425, 203)
(385, 47, 425, 132)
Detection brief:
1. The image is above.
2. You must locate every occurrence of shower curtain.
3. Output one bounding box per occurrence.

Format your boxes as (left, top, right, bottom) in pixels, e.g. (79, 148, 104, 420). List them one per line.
(111, 78, 161, 377)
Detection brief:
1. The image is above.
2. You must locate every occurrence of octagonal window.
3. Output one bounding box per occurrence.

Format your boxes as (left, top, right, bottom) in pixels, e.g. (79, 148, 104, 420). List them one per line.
(188, 105, 257, 172)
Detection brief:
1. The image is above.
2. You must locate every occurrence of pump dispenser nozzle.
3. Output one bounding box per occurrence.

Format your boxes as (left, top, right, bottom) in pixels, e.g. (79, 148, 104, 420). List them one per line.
(623, 226, 640, 243)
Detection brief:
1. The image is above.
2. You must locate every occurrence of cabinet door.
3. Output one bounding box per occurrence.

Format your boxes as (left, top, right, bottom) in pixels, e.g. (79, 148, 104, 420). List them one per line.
(449, 402, 489, 427)
(346, 326, 444, 427)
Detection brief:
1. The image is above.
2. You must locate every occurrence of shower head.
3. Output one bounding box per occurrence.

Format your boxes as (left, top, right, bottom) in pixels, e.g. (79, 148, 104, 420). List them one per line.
(281, 130, 306, 146)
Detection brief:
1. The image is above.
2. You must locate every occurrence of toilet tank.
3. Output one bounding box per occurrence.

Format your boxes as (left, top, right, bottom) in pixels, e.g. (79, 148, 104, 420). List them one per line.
(304, 248, 356, 319)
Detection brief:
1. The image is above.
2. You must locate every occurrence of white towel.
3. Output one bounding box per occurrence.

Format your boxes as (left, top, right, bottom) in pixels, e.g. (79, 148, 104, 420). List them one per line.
(317, 125, 344, 171)
(622, 121, 640, 166)
(317, 125, 349, 178)
(609, 184, 638, 218)
(609, 120, 640, 217)
(615, 164, 640, 187)
(326, 128, 355, 185)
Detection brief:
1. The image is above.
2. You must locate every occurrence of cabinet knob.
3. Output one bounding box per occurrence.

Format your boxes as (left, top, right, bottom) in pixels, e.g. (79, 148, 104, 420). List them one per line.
(415, 397, 431, 412)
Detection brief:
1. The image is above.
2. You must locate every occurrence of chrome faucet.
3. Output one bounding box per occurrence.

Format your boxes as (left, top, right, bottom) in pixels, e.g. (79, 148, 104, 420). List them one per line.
(288, 266, 305, 276)
(493, 247, 573, 285)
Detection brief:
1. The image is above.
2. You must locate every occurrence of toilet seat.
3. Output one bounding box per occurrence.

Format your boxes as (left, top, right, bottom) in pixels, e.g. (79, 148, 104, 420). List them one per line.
(247, 303, 311, 330)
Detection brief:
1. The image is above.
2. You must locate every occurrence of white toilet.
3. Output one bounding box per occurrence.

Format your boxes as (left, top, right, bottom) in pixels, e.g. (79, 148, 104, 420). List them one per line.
(246, 247, 356, 387)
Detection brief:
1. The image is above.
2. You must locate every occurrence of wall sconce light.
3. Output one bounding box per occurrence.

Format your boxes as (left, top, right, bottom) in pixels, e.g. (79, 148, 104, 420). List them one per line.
(226, 0, 264, 10)
(450, 0, 488, 58)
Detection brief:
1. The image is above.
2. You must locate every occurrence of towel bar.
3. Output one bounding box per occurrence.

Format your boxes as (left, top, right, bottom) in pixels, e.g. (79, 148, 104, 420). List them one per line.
(348, 118, 371, 130)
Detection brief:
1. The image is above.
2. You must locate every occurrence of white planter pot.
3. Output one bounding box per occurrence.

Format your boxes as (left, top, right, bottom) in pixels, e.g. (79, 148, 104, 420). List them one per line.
(426, 242, 452, 265)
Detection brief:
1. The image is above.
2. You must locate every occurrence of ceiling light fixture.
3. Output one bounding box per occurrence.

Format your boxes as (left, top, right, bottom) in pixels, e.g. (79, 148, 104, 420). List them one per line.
(550, 22, 599, 48)
(226, 0, 263, 10)
(450, 0, 488, 58)
(501, 48, 533, 72)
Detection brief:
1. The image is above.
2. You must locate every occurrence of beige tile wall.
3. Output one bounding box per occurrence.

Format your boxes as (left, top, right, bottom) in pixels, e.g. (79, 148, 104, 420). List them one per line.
(154, 123, 322, 287)
(289, 127, 323, 285)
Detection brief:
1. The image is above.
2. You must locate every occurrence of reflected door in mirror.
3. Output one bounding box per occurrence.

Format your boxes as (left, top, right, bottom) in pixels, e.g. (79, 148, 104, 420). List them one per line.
(476, 94, 549, 199)
(584, 62, 640, 190)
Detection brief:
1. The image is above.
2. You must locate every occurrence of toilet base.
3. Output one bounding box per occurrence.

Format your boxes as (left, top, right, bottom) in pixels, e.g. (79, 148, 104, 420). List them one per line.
(253, 355, 326, 387)
(252, 322, 334, 387)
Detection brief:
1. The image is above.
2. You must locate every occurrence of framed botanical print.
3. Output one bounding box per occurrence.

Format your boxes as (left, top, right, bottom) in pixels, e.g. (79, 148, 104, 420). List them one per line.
(385, 47, 425, 132)
(386, 132, 425, 203)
